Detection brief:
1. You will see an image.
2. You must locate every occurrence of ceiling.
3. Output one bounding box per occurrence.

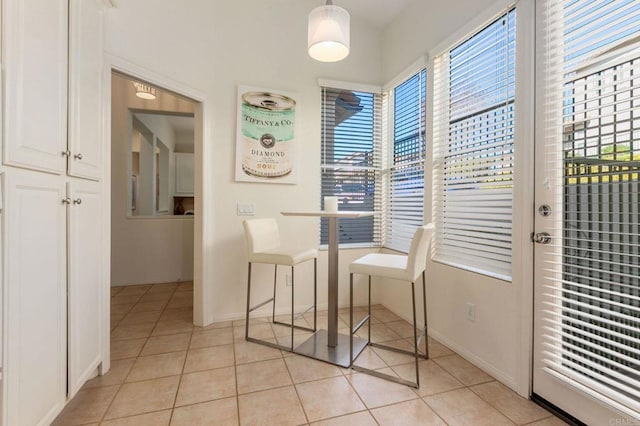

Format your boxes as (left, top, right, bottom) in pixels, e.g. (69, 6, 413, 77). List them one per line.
(134, 112, 194, 138)
(108, 0, 410, 30)
(336, 0, 410, 28)
(162, 115, 195, 134)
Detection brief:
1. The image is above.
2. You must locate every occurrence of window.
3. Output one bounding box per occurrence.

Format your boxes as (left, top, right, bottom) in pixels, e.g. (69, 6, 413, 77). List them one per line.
(385, 70, 427, 253)
(432, 8, 516, 280)
(320, 86, 382, 246)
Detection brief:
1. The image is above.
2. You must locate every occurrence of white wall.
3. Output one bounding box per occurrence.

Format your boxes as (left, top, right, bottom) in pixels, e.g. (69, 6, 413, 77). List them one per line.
(105, 0, 384, 320)
(380, 0, 532, 394)
(175, 131, 194, 154)
(111, 74, 196, 285)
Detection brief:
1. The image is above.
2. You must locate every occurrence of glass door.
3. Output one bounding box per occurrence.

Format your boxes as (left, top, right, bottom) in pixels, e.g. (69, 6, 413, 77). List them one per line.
(533, 0, 640, 423)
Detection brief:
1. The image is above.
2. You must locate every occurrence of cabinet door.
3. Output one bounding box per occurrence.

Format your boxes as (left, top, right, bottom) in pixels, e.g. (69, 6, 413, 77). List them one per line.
(2, 0, 68, 174)
(67, 179, 103, 398)
(68, 0, 104, 181)
(174, 153, 194, 195)
(3, 170, 67, 426)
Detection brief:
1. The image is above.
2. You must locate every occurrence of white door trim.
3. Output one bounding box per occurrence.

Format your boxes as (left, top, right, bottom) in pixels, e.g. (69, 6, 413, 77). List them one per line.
(102, 54, 213, 334)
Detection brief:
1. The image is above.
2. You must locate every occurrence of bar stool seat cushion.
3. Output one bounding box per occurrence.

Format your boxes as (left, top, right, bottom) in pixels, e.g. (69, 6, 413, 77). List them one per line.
(251, 247, 318, 266)
(349, 253, 411, 282)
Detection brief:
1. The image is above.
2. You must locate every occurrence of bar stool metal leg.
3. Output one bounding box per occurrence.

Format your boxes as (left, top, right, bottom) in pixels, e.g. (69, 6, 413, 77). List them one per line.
(367, 276, 371, 344)
(422, 270, 429, 359)
(411, 281, 419, 387)
(291, 266, 295, 350)
(272, 265, 278, 324)
(245, 262, 252, 340)
(313, 258, 317, 331)
(350, 272, 422, 388)
(349, 273, 354, 367)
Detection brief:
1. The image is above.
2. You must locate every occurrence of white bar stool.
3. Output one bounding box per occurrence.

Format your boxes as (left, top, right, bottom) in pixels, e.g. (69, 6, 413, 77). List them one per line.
(348, 223, 435, 388)
(243, 218, 318, 351)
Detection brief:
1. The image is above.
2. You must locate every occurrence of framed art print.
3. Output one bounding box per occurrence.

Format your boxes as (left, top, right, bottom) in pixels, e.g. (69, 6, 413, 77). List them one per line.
(235, 85, 299, 184)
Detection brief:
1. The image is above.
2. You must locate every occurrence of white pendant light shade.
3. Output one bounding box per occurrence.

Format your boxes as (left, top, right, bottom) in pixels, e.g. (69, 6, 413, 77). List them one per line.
(308, 3, 350, 62)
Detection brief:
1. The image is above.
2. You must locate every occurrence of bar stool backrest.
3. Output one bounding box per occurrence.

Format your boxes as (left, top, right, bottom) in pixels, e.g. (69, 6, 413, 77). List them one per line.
(243, 218, 281, 259)
(405, 223, 435, 282)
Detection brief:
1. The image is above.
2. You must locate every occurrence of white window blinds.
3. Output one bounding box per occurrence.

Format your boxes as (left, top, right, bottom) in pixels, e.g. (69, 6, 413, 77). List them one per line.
(320, 86, 382, 246)
(385, 70, 427, 253)
(432, 8, 516, 280)
(538, 0, 640, 417)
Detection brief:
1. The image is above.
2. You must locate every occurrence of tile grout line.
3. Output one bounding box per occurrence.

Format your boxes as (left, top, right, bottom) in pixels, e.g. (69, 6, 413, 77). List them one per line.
(100, 284, 156, 423)
(282, 350, 311, 425)
(168, 306, 196, 424)
(102, 282, 184, 424)
(97, 285, 558, 426)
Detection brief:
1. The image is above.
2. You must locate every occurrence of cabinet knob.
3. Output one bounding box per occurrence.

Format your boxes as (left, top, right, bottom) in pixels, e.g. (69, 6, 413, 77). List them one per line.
(73, 198, 82, 205)
(74, 153, 83, 160)
(62, 150, 71, 158)
(62, 197, 72, 205)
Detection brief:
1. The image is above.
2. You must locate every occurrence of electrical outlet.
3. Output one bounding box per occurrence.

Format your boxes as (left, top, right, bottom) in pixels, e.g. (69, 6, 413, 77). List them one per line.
(466, 302, 476, 322)
(285, 274, 292, 286)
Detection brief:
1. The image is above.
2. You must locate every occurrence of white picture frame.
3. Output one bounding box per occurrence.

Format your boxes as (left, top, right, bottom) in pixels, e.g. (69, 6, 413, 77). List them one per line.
(235, 85, 299, 184)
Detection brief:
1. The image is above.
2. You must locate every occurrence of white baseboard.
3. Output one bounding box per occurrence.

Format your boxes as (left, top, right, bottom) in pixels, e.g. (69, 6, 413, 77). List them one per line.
(377, 302, 519, 393)
(427, 327, 518, 391)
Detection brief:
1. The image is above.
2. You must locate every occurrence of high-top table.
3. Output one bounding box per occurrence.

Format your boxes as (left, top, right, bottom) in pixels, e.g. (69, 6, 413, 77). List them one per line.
(280, 210, 376, 367)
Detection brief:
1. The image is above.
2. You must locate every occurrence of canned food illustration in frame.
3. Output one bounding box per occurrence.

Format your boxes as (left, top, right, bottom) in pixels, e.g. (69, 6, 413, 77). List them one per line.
(235, 85, 298, 184)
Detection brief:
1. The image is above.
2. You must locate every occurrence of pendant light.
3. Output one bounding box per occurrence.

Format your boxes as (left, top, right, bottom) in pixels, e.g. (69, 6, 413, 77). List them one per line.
(308, 0, 350, 62)
(133, 81, 157, 100)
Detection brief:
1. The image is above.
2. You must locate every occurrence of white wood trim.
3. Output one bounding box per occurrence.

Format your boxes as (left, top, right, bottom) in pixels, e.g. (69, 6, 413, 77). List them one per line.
(317, 78, 383, 94)
(103, 54, 213, 326)
(429, 0, 518, 58)
(382, 55, 428, 92)
(100, 53, 112, 376)
(513, 0, 536, 398)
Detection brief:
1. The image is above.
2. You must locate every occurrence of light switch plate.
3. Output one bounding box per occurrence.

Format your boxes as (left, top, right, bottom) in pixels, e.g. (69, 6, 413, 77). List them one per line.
(237, 203, 255, 216)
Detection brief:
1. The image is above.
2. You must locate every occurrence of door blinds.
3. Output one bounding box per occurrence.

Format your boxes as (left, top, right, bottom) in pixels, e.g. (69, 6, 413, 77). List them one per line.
(320, 86, 382, 246)
(385, 70, 427, 253)
(432, 8, 516, 280)
(538, 0, 640, 417)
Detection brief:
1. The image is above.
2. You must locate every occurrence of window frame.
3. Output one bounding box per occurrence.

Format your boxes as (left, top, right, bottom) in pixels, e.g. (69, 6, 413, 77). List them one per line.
(382, 66, 428, 253)
(318, 80, 383, 249)
(430, 3, 519, 282)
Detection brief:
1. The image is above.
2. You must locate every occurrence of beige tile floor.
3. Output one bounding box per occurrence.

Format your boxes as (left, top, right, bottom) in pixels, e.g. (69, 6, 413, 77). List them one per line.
(53, 282, 568, 426)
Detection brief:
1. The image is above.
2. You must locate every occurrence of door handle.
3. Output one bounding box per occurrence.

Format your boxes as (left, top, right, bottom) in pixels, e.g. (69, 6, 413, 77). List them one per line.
(531, 232, 552, 244)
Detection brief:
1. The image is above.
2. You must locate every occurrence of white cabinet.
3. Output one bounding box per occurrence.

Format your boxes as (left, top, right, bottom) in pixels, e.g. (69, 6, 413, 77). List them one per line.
(67, 179, 103, 397)
(4, 171, 68, 426)
(67, 0, 104, 181)
(2, 0, 104, 180)
(174, 153, 194, 196)
(2, 0, 68, 174)
(1, 0, 107, 423)
(3, 172, 105, 424)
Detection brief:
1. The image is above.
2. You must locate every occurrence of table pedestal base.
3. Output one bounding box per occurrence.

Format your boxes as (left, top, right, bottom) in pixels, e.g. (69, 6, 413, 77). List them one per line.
(294, 330, 368, 368)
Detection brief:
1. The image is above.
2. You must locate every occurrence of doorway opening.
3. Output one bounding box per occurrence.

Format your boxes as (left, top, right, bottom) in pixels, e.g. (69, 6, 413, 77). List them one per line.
(109, 70, 201, 329)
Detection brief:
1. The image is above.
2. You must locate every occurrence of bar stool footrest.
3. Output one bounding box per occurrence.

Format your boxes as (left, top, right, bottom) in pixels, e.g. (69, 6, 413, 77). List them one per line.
(415, 325, 428, 357)
(370, 342, 429, 360)
(272, 320, 315, 333)
(352, 365, 418, 388)
(249, 297, 275, 313)
(246, 336, 292, 352)
(351, 314, 370, 335)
